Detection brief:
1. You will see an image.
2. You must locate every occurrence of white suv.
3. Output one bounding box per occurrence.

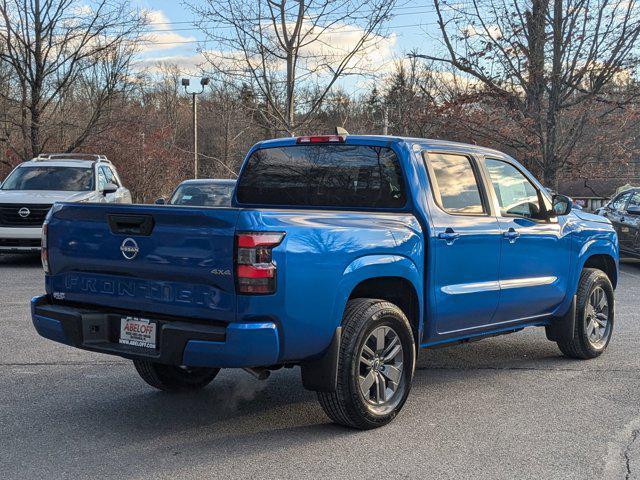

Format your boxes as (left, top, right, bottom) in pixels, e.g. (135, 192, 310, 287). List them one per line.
(0, 154, 131, 253)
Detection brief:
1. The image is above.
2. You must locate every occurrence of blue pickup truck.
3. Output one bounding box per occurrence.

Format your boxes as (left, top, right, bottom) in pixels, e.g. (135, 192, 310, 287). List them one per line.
(32, 135, 619, 429)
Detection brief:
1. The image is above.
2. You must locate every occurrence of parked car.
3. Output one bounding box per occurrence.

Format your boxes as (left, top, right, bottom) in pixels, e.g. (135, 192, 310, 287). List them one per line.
(157, 179, 236, 207)
(597, 187, 640, 258)
(0, 154, 131, 253)
(32, 135, 618, 429)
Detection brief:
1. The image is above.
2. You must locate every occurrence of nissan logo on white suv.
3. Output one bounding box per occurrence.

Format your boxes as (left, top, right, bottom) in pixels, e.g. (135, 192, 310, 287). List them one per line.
(120, 238, 139, 260)
(18, 207, 30, 218)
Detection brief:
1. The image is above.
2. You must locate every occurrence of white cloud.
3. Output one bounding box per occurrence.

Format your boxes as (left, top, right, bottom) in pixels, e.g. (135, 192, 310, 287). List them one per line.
(198, 20, 397, 80)
(71, 4, 94, 16)
(288, 21, 397, 75)
(461, 24, 502, 40)
(137, 14, 399, 81)
(140, 9, 197, 53)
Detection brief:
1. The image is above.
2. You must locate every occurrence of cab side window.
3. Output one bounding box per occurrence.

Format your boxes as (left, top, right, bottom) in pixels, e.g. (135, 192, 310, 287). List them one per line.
(426, 153, 486, 215)
(485, 159, 545, 220)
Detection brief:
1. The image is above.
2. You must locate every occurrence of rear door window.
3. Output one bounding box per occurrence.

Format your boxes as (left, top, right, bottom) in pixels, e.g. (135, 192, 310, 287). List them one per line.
(236, 145, 406, 209)
(425, 153, 486, 214)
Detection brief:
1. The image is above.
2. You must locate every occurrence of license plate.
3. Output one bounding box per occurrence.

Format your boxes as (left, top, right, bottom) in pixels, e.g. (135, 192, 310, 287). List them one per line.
(119, 317, 157, 349)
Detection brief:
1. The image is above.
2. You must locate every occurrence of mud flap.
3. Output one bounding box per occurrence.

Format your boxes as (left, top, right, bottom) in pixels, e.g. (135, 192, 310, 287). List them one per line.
(300, 327, 341, 392)
(545, 296, 576, 343)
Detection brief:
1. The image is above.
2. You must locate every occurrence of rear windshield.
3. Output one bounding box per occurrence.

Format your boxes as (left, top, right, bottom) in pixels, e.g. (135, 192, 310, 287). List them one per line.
(2, 166, 94, 191)
(170, 183, 234, 207)
(236, 145, 406, 208)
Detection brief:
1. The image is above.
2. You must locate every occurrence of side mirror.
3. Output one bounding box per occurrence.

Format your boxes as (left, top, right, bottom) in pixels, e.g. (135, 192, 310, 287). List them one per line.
(154, 197, 166, 205)
(551, 194, 572, 216)
(627, 206, 640, 216)
(101, 183, 118, 196)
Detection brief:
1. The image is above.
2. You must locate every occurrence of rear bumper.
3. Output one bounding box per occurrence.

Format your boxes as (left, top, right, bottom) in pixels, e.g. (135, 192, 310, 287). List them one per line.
(0, 226, 41, 252)
(31, 295, 280, 368)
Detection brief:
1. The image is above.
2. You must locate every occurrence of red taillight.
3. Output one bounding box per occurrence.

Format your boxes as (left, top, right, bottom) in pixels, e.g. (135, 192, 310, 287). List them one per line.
(296, 135, 345, 144)
(237, 233, 286, 248)
(235, 232, 284, 294)
(237, 265, 275, 278)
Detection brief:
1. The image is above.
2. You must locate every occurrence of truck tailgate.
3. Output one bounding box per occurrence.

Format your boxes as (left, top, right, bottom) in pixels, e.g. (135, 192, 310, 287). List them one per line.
(46, 203, 239, 322)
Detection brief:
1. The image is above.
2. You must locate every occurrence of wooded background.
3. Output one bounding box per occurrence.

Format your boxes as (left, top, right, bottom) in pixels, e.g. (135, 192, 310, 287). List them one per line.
(0, 0, 639, 202)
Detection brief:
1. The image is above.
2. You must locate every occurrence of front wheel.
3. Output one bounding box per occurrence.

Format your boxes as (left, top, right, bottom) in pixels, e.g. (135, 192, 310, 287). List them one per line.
(133, 359, 220, 392)
(557, 268, 614, 359)
(317, 299, 415, 429)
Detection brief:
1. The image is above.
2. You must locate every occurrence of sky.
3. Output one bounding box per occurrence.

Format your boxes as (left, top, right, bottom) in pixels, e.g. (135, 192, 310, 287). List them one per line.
(133, 0, 443, 95)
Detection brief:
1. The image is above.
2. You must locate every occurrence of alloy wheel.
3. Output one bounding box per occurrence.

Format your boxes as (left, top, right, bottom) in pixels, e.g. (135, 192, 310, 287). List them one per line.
(358, 326, 404, 405)
(585, 286, 611, 348)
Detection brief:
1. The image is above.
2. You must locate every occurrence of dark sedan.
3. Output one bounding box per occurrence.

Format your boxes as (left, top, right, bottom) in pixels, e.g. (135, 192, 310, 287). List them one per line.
(156, 179, 236, 207)
(599, 188, 640, 258)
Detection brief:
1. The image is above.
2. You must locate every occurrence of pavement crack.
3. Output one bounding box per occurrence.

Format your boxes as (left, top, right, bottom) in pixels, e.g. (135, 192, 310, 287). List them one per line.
(625, 429, 640, 480)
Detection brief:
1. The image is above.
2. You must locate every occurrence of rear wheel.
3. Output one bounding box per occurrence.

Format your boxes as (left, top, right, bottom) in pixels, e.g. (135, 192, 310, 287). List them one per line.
(317, 299, 415, 429)
(133, 359, 220, 392)
(557, 268, 614, 359)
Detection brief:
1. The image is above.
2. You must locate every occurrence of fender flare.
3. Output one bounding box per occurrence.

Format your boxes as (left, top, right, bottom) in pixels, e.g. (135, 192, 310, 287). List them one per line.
(553, 238, 618, 319)
(332, 254, 424, 336)
(301, 254, 423, 392)
(575, 239, 619, 288)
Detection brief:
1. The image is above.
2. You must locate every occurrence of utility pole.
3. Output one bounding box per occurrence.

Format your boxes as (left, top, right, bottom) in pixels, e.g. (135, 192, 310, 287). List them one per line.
(192, 92, 197, 177)
(382, 106, 389, 135)
(181, 77, 210, 179)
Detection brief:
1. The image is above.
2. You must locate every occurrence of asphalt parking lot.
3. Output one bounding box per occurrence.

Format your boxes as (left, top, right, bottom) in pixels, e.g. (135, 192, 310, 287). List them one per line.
(1, 256, 640, 479)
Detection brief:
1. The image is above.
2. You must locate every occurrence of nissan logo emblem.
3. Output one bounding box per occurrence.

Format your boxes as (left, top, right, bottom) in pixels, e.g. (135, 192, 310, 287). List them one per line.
(120, 238, 139, 260)
(18, 207, 30, 218)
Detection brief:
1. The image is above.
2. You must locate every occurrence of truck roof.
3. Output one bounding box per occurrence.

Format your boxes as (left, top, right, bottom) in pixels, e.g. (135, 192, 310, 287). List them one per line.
(256, 135, 509, 158)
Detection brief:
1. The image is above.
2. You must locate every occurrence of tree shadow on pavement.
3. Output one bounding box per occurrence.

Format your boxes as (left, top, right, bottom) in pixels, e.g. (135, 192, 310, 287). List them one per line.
(0, 253, 41, 267)
(621, 258, 640, 272)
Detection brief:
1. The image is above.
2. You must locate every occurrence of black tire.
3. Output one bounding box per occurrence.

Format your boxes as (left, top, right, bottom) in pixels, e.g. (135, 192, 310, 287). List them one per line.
(317, 299, 415, 430)
(133, 359, 220, 392)
(557, 268, 614, 359)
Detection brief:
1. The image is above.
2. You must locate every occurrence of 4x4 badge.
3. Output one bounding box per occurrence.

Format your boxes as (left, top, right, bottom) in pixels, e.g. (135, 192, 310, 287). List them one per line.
(211, 269, 232, 276)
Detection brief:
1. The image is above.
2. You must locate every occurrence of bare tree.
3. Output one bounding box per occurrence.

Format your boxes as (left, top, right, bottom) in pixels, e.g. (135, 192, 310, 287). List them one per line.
(412, 0, 640, 186)
(0, 0, 146, 160)
(185, 0, 399, 134)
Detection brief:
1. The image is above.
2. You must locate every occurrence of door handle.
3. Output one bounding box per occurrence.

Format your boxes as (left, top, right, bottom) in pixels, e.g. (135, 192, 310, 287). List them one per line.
(503, 227, 520, 244)
(438, 228, 460, 245)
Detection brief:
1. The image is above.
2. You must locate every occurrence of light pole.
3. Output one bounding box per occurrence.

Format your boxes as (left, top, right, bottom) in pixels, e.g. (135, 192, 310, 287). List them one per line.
(182, 77, 210, 179)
